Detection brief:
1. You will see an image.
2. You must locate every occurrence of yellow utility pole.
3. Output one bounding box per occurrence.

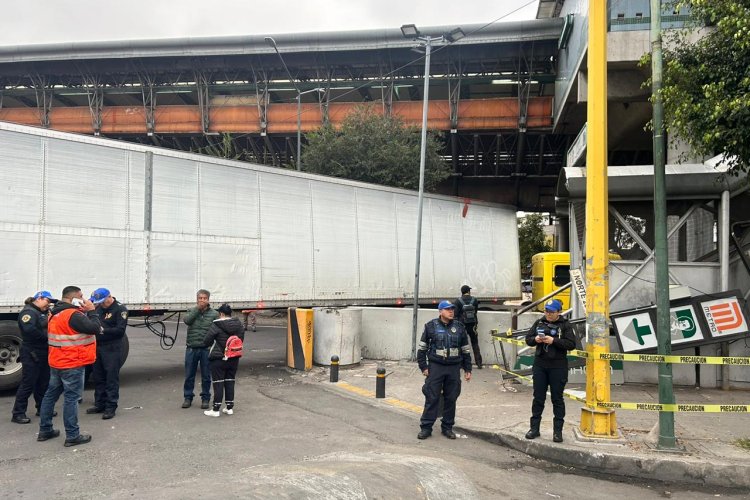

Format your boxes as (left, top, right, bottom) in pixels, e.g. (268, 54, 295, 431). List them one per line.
(579, 0, 618, 438)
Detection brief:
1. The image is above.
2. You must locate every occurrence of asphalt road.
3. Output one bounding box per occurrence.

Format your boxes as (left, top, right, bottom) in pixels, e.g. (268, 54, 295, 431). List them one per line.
(0, 319, 744, 499)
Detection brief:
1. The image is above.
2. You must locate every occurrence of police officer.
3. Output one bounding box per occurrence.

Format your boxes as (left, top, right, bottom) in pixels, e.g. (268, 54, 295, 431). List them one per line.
(524, 298, 576, 443)
(417, 300, 472, 440)
(454, 284, 482, 368)
(11, 291, 57, 424)
(86, 288, 128, 420)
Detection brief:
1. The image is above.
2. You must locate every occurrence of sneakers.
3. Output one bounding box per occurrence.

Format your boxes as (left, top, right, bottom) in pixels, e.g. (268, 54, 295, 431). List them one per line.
(553, 431, 564, 443)
(86, 406, 104, 414)
(525, 429, 541, 440)
(442, 429, 457, 439)
(417, 429, 432, 440)
(37, 429, 60, 441)
(102, 410, 116, 420)
(11, 414, 31, 424)
(181, 399, 192, 409)
(221, 407, 234, 415)
(203, 410, 220, 417)
(200, 400, 210, 410)
(64, 433, 92, 447)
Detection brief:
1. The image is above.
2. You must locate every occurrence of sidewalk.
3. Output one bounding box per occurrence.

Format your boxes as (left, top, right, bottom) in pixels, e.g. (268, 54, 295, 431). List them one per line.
(300, 359, 750, 490)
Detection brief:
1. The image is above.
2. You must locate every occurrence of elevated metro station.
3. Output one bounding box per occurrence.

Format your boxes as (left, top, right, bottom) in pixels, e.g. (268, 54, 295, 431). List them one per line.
(0, 1, 698, 210)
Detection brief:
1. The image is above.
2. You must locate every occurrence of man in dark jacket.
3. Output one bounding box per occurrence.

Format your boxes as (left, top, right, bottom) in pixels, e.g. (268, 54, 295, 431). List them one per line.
(201, 303, 245, 417)
(454, 284, 482, 368)
(182, 289, 218, 409)
(524, 299, 576, 443)
(12, 291, 57, 424)
(86, 288, 128, 420)
(417, 300, 473, 440)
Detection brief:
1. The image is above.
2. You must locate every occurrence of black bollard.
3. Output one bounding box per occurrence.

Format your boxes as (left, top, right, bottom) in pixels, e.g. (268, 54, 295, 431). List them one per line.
(330, 355, 340, 383)
(376, 366, 386, 398)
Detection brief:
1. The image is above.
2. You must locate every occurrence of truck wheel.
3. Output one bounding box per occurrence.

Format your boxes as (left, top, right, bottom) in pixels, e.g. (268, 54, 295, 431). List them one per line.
(85, 335, 130, 386)
(0, 321, 23, 391)
(120, 334, 129, 367)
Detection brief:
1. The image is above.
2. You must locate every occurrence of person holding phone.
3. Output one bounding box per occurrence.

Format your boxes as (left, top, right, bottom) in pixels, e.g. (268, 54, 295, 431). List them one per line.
(524, 298, 576, 443)
(37, 286, 102, 447)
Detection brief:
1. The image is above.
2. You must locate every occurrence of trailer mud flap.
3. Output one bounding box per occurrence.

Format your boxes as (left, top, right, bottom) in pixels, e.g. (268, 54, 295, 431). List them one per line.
(287, 308, 313, 370)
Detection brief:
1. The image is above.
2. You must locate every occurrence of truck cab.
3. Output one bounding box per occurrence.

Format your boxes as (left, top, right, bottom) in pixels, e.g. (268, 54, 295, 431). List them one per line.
(531, 252, 571, 312)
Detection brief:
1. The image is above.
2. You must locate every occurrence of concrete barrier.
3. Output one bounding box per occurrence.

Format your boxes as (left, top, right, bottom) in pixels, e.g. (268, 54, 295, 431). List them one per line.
(357, 307, 541, 363)
(312, 307, 362, 366)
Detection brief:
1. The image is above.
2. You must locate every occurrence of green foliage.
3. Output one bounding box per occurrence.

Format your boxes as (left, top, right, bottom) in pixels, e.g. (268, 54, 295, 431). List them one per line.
(196, 133, 245, 160)
(517, 214, 552, 276)
(302, 105, 450, 191)
(661, 1, 750, 172)
(735, 438, 750, 450)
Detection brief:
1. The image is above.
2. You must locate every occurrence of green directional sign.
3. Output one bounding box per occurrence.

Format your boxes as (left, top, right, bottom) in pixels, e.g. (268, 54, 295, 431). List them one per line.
(613, 312, 657, 352)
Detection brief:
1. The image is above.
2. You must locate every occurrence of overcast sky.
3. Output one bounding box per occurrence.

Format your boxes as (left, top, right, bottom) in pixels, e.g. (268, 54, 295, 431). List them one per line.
(0, 0, 538, 46)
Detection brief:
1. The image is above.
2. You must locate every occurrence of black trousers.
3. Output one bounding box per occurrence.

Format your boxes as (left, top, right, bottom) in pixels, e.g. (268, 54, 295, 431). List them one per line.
(420, 362, 462, 432)
(12, 347, 50, 417)
(465, 322, 482, 366)
(530, 364, 568, 432)
(210, 357, 239, 408)
(92, 340, 122, 411)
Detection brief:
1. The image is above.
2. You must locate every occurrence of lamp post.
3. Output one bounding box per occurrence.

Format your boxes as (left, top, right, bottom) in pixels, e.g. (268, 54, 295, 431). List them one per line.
(401, 24, 464, 359)
(264, 36, 323, 171)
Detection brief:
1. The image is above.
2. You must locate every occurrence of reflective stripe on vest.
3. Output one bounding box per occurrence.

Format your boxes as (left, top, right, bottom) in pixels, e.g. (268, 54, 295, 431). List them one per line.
(48, 332, 96, 347)
(48, 308, 97, 369)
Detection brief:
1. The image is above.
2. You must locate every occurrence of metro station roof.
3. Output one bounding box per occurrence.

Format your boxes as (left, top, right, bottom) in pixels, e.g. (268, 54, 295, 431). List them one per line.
(0, 20, 563, 63)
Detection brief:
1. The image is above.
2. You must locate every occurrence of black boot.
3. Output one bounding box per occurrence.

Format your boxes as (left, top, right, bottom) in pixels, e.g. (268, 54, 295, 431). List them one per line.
(525, 428, 540, 439)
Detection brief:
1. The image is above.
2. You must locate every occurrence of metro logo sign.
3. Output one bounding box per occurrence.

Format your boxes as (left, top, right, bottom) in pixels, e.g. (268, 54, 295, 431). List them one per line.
(701, 298, 748, 337)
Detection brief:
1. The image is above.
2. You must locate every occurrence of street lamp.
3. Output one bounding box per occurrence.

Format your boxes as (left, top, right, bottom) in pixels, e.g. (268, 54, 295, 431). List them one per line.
(402, 24, 465, 359)
(265, 36, 323, 171)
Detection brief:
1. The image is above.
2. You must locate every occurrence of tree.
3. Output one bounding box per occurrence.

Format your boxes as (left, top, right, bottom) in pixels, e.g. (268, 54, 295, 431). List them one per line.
(517, 214, 552, 277)
(661, 1, 750, 172)
(301, 105, 451, 191)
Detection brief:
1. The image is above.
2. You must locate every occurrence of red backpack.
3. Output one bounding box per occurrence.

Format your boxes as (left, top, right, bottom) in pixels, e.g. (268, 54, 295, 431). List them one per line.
(224, 335, 244, 359)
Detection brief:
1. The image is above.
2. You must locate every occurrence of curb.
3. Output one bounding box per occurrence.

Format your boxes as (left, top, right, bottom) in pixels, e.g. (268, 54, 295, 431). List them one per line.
(457, 424, 750, 490)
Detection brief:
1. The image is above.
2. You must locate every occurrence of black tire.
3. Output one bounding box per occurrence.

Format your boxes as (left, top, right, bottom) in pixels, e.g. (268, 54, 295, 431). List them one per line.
(0, 320, 23, 391)
(120, 334, 129, 367)
(86, 335, 129, 385)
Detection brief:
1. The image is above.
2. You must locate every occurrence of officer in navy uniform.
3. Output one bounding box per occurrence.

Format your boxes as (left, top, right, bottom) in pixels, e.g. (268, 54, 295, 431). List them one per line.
(417, 300, 472, 440)
(86, 288, 128, 420)
(524, 298, 576, 443)
(11, 291, 57, 424)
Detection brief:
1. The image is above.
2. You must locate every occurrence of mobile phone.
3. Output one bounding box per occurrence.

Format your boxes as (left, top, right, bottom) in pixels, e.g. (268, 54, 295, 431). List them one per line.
(71, 298, 84, 307)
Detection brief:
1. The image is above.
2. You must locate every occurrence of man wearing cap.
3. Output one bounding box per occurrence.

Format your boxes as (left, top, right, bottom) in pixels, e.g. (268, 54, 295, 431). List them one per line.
(38, 285, 101, 447)
(11, 291, 57, 424)
(416, 300, 473, 440)
(454, 285, 482, 369)
(86, 288, 128, 420)
(524, 298, 576, 443)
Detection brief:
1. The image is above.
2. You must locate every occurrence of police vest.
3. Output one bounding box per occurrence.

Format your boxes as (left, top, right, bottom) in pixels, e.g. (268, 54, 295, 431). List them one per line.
(427, 319, 463, 362)
(47, 308, 96, 369)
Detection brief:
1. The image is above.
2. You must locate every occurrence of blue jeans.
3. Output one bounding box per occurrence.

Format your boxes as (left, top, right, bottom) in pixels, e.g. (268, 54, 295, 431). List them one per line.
(183, 347, 211, 401)
(39, 366, 84, 440)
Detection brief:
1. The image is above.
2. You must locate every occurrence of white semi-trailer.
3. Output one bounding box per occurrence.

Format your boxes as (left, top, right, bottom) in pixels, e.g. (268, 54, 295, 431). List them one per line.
(0, 121, 521, 389)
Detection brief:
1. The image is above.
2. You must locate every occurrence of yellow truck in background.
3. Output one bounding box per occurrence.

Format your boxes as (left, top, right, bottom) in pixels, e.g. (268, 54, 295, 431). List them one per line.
(531, 252, 571, 312)
(531, 251, 621, 312)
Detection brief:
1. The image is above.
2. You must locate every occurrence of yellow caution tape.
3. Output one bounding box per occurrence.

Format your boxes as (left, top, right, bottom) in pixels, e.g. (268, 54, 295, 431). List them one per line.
(490, 333, 750, 365)
(490, 365, 750, 412)
(594, 402, 750, 413)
